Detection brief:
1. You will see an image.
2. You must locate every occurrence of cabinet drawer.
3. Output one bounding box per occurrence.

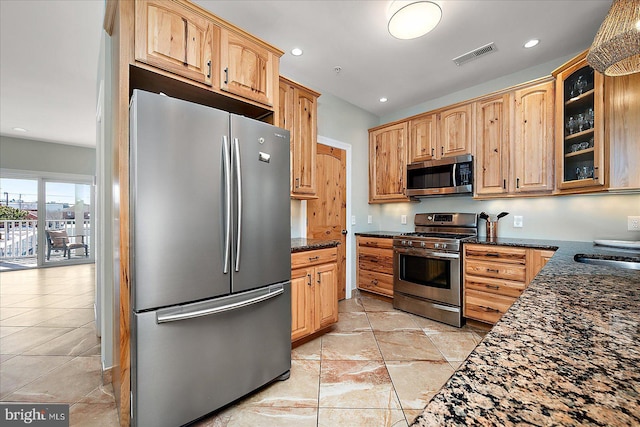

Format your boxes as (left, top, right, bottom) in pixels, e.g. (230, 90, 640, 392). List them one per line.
(465, 245, 527, 264)
(357, 236, 394, 249)
(291, 248, 337, 269)
(357, 270, 393, 297)
(465, 275, 526, 298)
(465, 259, 526, 282)
(358, 246, 394, 275)
(465, 289, 516, 324)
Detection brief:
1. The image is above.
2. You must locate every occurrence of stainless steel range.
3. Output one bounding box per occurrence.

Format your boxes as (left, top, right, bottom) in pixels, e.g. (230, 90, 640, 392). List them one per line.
(393, 213, 478, 327)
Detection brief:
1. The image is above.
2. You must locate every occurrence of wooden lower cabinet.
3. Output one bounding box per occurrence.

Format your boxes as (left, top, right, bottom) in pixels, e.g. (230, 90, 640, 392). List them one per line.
(356, 236, 394, 297)
(463, 244, 555, 325)
(291, 247, 338, 342)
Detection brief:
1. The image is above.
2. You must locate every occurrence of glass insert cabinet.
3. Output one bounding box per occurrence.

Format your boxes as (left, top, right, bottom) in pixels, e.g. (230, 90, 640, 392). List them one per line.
(553, 53, 605, 191)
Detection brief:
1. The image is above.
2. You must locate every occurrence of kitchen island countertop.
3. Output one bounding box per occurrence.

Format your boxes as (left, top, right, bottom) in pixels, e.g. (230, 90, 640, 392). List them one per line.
(413, 238, 640, 426)
(291, 238, 340, 253)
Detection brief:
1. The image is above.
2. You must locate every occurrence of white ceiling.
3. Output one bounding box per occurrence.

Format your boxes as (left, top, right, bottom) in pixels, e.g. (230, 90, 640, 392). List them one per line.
(0, 1, 611, 148)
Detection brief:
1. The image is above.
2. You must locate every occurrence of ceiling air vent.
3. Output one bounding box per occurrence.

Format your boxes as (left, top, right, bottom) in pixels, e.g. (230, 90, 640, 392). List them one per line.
(452, 42, 497, 66)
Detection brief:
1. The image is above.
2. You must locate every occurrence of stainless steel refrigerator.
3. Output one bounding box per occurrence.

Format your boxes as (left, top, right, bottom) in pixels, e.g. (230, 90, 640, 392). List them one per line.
(129, 89, 291, 427)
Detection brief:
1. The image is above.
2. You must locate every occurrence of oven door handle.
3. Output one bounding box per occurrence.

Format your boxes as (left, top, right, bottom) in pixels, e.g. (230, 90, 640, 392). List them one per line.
(395, 248, 460, 260)
(425, 251, 460, 259)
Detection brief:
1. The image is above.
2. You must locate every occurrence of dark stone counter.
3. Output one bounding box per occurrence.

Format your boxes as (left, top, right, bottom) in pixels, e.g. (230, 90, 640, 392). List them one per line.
(354, 231, 402, 239)
(414, 239, 640, 426)
(291, 238, 340, 253)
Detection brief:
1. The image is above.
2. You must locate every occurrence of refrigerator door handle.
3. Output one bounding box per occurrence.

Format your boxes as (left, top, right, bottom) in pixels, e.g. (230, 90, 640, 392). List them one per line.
(223, 136, 231, 274)
(232, 137, 242, 272)
(156, 284, 285, 323)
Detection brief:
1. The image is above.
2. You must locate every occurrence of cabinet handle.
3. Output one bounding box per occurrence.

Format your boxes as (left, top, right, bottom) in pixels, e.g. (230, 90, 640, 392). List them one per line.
(182, 18, 188, 66)
(486, 268, 500, 273)
(485, 253, 500, 257)
(516, 177, 520, 189)
(295, 177, 300, 188)
(479, 305, 500, 313)
(308, 256, 320, 261)
(224, 67, 229, 85)
(486, 284, 500, 290)
(441, 146, 444, 156)
(307, 274, 312, 286)
(594, 166, 599, 180)
(431, 147, 435, 156)
(371, 279, 378, 286)
(317, 272, 322, 284)
(503, 179, 506, 190)
(207, 60, 211, 79)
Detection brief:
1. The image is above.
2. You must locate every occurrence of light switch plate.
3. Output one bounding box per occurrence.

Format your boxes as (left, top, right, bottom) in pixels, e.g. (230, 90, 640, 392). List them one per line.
(401, 215, 407, 225)
(367, 215, 373, 224)
(351, 215, 356, 225)
(513, 215, 523, 228)
(629, 216, 640, 231)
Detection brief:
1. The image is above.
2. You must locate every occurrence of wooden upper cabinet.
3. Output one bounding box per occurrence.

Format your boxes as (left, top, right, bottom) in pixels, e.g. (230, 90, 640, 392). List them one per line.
(439, 103, 473, 158)
(220, 28, 276, 107)
(279, 77, 320, 199)
(513, 80, 555, 194)
(474, 94, 510, 196)
(369, 122, 410, 203)
(606, 71, 640, 190)
(409, 114, 437, 162)
(135, 0, 216, 86)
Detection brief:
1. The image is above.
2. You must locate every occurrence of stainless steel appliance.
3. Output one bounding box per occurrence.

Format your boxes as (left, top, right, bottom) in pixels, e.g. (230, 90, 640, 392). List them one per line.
(393, 213, 478, 327)
(129, 90, 291, 427)
(406, 154, 473, 197)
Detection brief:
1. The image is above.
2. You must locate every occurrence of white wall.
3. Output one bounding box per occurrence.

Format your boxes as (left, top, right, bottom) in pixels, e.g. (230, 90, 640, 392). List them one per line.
(0, 136, 96, 175)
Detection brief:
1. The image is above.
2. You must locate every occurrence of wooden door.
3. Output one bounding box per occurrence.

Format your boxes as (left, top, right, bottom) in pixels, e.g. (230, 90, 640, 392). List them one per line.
(409, 114, 437, 162)
(369, 122, 409, 202)
(315, 263, 338, 329)
(307, 144, 347, 300)
(513, 81, 554, 193)
(291, 267, 314, 341)
(475, 94, 510, 196)
(439, 103, 472, 158)
(135, 0, 215, 86)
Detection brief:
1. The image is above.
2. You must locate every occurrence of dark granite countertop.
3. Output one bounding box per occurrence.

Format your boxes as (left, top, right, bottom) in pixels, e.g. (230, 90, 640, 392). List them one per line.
(291, 238, 340, 253)
(354, 231, 402, 238)
(414, 239, 640, 426)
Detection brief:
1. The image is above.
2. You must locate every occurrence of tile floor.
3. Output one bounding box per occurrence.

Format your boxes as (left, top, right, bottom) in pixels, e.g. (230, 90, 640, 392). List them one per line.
(1, 265, 489, 427)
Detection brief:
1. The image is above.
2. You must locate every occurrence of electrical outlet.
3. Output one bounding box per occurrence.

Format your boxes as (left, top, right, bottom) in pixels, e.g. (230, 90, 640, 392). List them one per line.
(351, 215, 356, 225)
(367, 215, 373, 224)
(629, 216, 640, 231)
(401, 215, 407, 225)
(513, 215, 523, 228)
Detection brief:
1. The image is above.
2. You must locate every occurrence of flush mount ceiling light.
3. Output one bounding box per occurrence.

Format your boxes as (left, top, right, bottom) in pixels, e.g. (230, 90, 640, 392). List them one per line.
(587, 0, 640, 76)
(523, 39, 540, 48)
(291, 48, 303, 56)
(388, 1, 442, 40)
(12, 127, 27, 132)
(379, 97, 388, 103)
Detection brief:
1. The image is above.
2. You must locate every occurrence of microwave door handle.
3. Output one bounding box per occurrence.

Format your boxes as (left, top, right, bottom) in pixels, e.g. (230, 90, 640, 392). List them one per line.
(452, 163, 457, 187)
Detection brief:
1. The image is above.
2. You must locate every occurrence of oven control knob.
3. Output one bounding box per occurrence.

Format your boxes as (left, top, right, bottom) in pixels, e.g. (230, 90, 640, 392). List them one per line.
(441, 243, 447, 249)
(434, 243, 440, 249)
(421, 242, 426, 247)
(407, 241, 413, 246)
(401, 240, 407, 246)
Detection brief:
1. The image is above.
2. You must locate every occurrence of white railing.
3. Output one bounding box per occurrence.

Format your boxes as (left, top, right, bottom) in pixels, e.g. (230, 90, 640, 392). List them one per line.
(0, 219, 91, 260)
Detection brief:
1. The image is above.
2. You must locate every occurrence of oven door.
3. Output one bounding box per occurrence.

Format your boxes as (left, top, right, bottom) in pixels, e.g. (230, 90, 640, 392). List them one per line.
(393, 246, 461, 306)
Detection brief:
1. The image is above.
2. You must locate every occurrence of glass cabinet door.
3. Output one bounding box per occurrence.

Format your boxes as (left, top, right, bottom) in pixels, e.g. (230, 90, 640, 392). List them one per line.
(555, 56, 605, 190)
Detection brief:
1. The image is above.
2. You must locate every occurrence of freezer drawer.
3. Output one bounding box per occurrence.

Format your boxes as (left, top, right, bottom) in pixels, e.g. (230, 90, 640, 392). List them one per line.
(131, 283, 291, 427)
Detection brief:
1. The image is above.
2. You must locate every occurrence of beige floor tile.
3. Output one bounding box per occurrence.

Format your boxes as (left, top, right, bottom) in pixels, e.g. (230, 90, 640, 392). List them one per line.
(318, 408, 408, 427)
(69, 402, 120, 427)
(386, 360, 454, 410)
(24, 327, 100, 356)
(197, 406, 318, 427)
(411, 315, 466, 334)
(80, 344, 101, 356)
(35, 308, 95, 328)
(240, 360, 320, 408)
(319, 360, 400, 409)
(79, 384, 116, 404)
(0, 354, 16, 363)
(448, 360, 464, 370)
(374, 331, 444, 361)
(322, 331, 382, 361)
(331, 312, 371, 332)
(0, 355, 73, 398)
(1, 294, 38, 306)
(0, 308, 71, 327)
(0, 307, 33, 321)
(291, 337, 322, 360)
(0, 326, 25, 338)
(360, 297, 394, 312)
(404, 409, 425, 425)
(367, 311, 420, 332)
(0, 326, 73, 354)
(338, 298, 364, 313)
(7, 355, 102, 403)
(7, 294, 70, 308)
(45, 294, 94, 309)
(428, 332, 479, 362)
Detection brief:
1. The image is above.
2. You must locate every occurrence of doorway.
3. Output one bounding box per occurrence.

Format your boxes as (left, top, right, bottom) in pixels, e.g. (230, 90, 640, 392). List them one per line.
(307, 139, 350, 300)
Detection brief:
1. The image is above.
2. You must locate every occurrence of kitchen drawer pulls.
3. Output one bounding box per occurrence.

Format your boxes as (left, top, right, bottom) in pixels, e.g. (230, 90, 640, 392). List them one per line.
(308, 256, 320, 261)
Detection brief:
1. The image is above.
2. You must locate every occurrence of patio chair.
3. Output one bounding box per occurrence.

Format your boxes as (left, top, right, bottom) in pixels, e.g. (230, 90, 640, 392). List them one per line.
(45, 229, 89, 260)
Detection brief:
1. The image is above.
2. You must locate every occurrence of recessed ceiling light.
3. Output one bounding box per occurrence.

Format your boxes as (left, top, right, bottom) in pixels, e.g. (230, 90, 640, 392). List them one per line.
(379, 97, 388, 103)
(388, 1, 442, 40)
(291, 48, 303, 56)
(524, 39, 540, 49)
(12, 127, 27, 132)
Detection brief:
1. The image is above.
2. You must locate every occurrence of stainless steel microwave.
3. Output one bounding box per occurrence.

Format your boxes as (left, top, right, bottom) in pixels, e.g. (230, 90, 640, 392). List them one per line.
(406, 154, 473, 197)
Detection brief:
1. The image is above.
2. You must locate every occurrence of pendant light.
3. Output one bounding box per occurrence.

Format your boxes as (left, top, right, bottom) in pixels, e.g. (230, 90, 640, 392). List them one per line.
(586, 0, 640, 76)
(388, 1, 442, 40)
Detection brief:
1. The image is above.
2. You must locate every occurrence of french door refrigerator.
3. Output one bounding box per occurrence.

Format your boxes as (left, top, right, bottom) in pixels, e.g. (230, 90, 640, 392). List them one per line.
(129, 89, 291, 427)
